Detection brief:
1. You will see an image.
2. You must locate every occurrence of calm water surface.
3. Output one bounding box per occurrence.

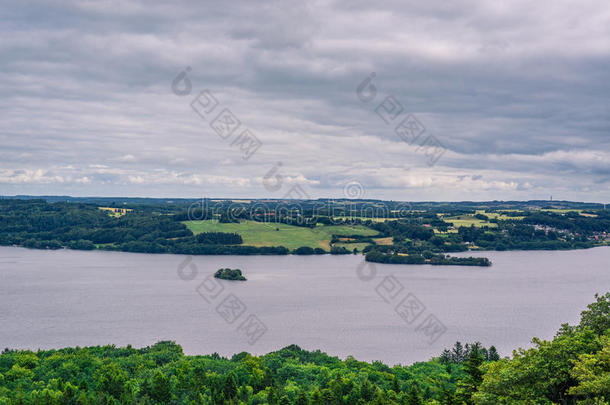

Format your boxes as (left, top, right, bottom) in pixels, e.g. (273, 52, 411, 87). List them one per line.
(1, 246, 609, 365)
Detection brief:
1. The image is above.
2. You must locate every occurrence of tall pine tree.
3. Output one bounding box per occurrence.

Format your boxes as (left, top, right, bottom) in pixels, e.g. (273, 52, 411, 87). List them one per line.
(455, 343, 484, 404)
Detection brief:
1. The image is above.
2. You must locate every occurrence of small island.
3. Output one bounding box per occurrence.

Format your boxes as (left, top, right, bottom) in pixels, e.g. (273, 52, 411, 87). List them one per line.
(214, 268, 247, 281)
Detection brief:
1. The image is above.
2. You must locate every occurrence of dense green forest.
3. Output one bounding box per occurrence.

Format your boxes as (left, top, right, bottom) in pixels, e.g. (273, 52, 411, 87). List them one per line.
(1, 198, 608, 265)
(364, 251, 491, 267)
(0, 199, 288, 256)
(0, 293, 608, 404)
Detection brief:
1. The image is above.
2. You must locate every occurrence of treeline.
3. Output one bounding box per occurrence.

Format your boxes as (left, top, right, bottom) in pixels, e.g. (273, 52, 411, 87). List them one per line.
(181, 208, 379, 230)
(365, 250, 491, 266)
(196, 232, 243, 245)
(368, 222, 471, 255)
(0, 200, 285, 256)
(0, 200, 363, 256)
(439, 342, 500, 364)
(2, 199, 608, 259)
(115, 242, 291, 256)
(520, 210, 610, 234)
(5, 195, 602, 213)
(369, 221, 435, 241)
(368, 212, 606, 256)
(292, 246, 353, 255)
(0, 340, 467, 404)
(172, 200, 417, 225)
(0, 293, 608, 404)
(0, 199, 190, 248)
(458, 222, 596, 251)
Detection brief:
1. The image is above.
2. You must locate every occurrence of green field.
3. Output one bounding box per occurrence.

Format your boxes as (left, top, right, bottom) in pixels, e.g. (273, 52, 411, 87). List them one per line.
(475, 210, 525, 220)
(333, 242, 370, 251)
(183, 220, 378, 251)
(441, 214, 498, 228)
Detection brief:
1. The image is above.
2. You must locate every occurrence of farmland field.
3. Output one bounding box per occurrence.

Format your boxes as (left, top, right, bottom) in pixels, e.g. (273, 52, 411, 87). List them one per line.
(441, 214, 498, 228)
(373, 236, 394, 245)
(183, 220, 378, 251)
(475, 210, 525, 220)
(333, 242, 370, 251)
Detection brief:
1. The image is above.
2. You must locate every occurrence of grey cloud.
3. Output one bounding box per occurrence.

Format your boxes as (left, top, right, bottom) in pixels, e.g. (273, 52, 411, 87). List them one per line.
(1, 0, 609, 201)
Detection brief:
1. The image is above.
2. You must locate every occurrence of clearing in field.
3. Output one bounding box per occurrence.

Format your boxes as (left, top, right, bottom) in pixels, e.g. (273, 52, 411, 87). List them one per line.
(183, 220, 379, 251)
(98, 207, 133, 217)
(434, 228, 458, 234)
(373, 237, 394, 245)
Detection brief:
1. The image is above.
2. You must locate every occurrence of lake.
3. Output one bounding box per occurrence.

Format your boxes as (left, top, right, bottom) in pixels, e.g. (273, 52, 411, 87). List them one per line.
(1, 245, 609, 365)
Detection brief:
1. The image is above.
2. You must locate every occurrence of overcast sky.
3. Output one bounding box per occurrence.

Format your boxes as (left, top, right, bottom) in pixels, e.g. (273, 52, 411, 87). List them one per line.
(1, 0, 609, 201)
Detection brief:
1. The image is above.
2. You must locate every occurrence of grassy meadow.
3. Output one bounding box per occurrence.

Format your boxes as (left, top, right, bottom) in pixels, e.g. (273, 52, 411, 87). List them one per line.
(441, 214, 498, 228)
(475, 210, 525, 220)
(183, 220, 378, 251)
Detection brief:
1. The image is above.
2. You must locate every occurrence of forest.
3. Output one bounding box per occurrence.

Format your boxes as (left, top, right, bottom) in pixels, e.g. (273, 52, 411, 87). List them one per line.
(0, 293, 608, 404)
(0, 198, 608, 264)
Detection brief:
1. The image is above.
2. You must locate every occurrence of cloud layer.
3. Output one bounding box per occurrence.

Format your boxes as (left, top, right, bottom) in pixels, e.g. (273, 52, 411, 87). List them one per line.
(1, 0, 609, 201)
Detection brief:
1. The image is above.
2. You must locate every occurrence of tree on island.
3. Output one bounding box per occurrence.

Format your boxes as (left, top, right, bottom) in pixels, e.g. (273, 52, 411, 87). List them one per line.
(214, 268, 247, 281)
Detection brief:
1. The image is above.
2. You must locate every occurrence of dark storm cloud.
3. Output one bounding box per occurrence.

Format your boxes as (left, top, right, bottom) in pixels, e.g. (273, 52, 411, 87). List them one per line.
(1, 0, 609, 201)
